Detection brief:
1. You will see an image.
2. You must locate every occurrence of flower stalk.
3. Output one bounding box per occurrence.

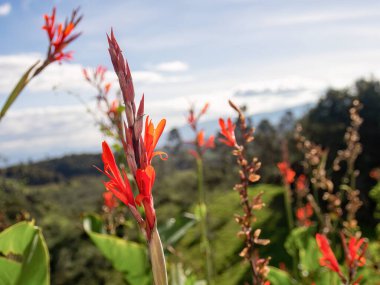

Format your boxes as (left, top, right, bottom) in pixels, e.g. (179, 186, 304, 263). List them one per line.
(187, 102, 215, 284)
(0, 7, 82, 120)
(97, 30, 168, 285)
(219, 100, 270, 285)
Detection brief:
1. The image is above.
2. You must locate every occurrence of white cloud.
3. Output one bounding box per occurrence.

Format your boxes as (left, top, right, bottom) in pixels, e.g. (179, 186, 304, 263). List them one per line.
(153, 61, 189, 72)
(260, 9, 380, 27)
(0, 105, 103, 165)
(0, 54, 193, 103)
(0, 3, 11, 16)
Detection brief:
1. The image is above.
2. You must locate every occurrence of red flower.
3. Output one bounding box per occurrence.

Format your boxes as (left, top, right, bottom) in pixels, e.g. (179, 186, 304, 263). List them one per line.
(108, 99, 119, 116)
(345, 236, 367, 268)
(104, 83, 111, 94)
(277, 162, 295, 184)
(135, 165, 156, 231)
(98, 141, 135, 207)
(316, 234, 342, 274)
(296, 203, 313, 226)
(296, 174, 307, 192)
(42, 7, 82, 62)
(196, 130, 215, 149)
(370, 168, 380, 181)
(144, 116, 167, 164)
(219, 118, 237, 147)
(187, 102, 209, 131)
(103, 191, 118, 210)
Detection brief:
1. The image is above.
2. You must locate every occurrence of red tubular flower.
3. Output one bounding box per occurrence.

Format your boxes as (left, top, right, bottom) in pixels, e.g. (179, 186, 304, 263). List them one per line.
(296, 174, 307, 192)
(135, 165, 156, 232)
(98, 141, 135, 207)
(144, 116, 167, 165)
(345, 236, 367, 268)
(108, 99, 119, 116)
(42, 7, 82, 63)
(316, 234, 342, 274)
(277, 161, 296, 184)
(197, 130, 205, 147)
(296, 203, 313, 226)
(103, 191, 118, 210)
(219, 118, 237, 147)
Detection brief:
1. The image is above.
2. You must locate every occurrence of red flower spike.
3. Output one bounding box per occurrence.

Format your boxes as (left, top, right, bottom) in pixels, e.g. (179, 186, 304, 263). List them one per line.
(144, 116, 167, 165)
(219, 118, 237, 147)
(107, 29, 135, 106)
(98, 141, 135, 207)
(345, 236, 367, 268)
(103, 191, 118, 210)
(277, 161, 296, 184)
(42, 7, 82, 63)
(316, 234, 342, 274)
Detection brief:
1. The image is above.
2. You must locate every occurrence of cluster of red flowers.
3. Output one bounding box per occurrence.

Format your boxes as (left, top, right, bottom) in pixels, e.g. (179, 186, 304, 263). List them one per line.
(296, 202, 313, 226)
(42, 7, 82, 62)
(219, 118, 237, 147)
(97, 31, 167, 240)
(316, 233, 367, 283)
(277, 161, 296, 185)
(187, 103, 215, 158)
(83, 65, 112, 97)
(82, 65, 119, 119)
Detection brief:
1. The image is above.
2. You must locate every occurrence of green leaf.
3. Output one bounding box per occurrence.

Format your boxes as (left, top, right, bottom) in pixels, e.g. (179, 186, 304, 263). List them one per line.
(0, 60, 40, 120)
(83, 215, 151, 285)
(169, 262, 200, 285)
(285, 226, 319, 274)
(0, 257, 21, 285)
(159, 213, 197, 247)
(194, 203, 207, 220)
(267, 267, 295, 285)
(0, 221, 50, 285)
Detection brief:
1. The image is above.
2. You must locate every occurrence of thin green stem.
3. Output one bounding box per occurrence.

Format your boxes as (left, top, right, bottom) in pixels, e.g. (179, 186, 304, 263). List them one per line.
(196, 157, 214, 285)
(283, 183, 294, 230)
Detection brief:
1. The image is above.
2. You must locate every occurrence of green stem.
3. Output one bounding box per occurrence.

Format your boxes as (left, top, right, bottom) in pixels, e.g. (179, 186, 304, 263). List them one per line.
(149, 226, 168, 285)
(283, 183, 294, 230)
(196, 157, 214, 285)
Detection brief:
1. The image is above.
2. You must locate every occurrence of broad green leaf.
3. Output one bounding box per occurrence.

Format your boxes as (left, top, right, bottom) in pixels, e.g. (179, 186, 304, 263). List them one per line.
(83, 214, 151, 285)
(314, 269, 340, 285)
(0, 257, 21, 285)
(159, 213, 197, 247)
(267, 267, 295, 285)
(285, 226, 319, 274)
(0, 60, 40, 120)
(0, 221, 50, 285)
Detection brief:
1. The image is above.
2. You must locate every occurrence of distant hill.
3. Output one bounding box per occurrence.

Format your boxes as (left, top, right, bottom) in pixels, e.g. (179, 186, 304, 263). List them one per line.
(1, 153, 101, 185)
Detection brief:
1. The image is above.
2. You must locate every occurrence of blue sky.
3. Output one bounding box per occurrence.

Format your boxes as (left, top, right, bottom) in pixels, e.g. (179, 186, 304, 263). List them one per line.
(1, 0, 380, 165)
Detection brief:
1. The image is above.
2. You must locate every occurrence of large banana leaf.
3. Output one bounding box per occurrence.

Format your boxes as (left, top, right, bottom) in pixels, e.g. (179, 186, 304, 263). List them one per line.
(83, 214, 151, 285)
